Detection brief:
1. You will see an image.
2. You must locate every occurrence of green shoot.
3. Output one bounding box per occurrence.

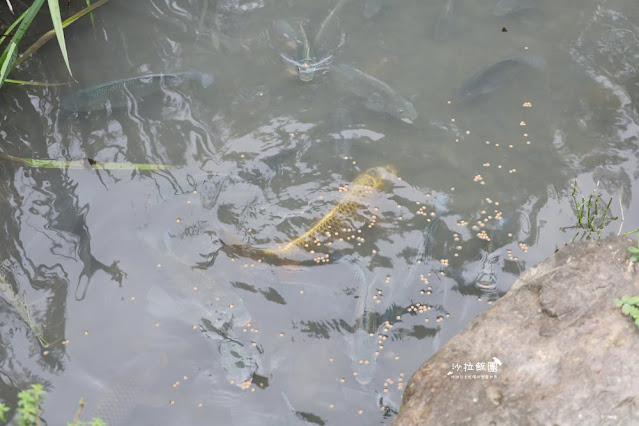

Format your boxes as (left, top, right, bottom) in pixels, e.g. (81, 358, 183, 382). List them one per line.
(0, 403, 9, 423)
(614, 295, 639, 328)
(628, 241, 639, 264)
(563, 180, 618, 242)
(16, 0, 112, 68)
(623, 227, 639, 236)
(0, 385, 105, 425)
(16, 384, 44, 426)
(0, 8, 28, 49)
(0, 0, 45, 89)
(85, 0, 96, 28)
(4, 78, 69, 86)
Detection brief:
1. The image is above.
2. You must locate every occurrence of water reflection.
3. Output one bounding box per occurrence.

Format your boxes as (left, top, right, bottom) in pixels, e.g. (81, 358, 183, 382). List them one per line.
(0, 0, 638, 424)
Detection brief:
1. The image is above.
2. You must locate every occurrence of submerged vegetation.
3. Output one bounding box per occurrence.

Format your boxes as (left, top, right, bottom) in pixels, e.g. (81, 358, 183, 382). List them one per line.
(0, 265, 50, 347)
(0, 0, 110, 89)
(0, 152, 176, 170)
(0, 384, 104, 425)
(563, 180, 617, 242)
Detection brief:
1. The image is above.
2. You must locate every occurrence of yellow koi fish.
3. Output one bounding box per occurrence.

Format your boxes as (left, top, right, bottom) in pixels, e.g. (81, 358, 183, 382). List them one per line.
(222, 165, 397, 265)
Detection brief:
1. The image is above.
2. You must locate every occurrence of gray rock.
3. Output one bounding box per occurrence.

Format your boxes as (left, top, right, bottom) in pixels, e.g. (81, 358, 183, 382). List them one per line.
(394, 236, 639, 426)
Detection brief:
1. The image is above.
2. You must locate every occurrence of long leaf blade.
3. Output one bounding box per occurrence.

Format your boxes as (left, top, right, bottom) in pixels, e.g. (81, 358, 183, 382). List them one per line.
(85, 0, 95, 27)
(0, 0, 45, 88)
(0, 8, 28, 49)
(46, 0, 72, 76)
(16, 0, 111, 67)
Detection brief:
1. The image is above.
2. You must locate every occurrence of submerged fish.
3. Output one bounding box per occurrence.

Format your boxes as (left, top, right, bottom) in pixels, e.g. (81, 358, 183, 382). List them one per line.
(140, 229, 251, 327)
(474, 214, 522, 291)
(297, 20, 317, 82)
(275, 0, 347, 82)
(146, 286, 232, 330)
(493, 0, 537, 16)
(348, 262, 379, 385)
(397, 212, 443, 297)
(87, 350, 169, 425)
(331, 63, 418, 123)
(313, 0, 348, 48)
(281, 392, 327, 425)
(146, 286, 258, 387)
(433, 0, 454, 41)
(457, 56, 546, 102)
(221, 165, 397, 265)
(61, 72, 214, 112)
(216, 331, 258, 387)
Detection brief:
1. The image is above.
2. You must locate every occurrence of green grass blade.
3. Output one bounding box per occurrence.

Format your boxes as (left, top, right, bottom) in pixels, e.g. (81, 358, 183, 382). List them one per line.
(0, 45, 18, 87)
(46, 0, 72, 76)
(0, 8, 28, 48)
(62, 0, 111, 27)
(16, 0, 111, 67)
(86, 0, 95, 28)
(0, 0, 45, 88)
(0, 153, 175, 170)
(5, 78, 69, 86)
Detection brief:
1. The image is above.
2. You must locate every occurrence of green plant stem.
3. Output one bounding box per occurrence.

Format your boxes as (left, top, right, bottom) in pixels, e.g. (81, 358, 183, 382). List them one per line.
(0, 152, 176, 170)
(15, 0, 111, 67)
(623, 227, 639, 236)
(5, 78, 69, 86)
(0, 0, 45, 88)
(85, 0, 95, 28)
(0, 8, 28, 48)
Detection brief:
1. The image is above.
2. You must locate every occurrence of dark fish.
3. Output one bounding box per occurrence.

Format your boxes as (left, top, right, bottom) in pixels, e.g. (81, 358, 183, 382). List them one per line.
(474, 214, 521, 291)
(493, 0, 537, 16)
(281, 392, 327, 425)
(348, 262, 379, 385)
(313, 0, 348, 48)
(331, 63, 418, 122)
(87, 351, 169, 425)
(457, 56, 546, 102)
(61, 72, 214, 112)
(275, 0, 347, 82)
(140, 229, 251, 328)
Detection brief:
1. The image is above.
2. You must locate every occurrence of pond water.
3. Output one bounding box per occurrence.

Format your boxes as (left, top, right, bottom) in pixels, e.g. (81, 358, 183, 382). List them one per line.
(1, 0, 638, 424)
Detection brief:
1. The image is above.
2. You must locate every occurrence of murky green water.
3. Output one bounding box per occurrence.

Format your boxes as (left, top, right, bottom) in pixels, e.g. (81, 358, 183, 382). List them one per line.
(1, 0, 638, 424)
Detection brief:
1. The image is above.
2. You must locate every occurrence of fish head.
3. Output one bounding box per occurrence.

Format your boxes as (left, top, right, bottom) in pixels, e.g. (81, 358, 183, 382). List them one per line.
(199, 73, 215, 88)
(218, 338, 257, 387)
(352, 165, 398, 190)
(393, 101, 418, 123)
(298, 62, 316, 82)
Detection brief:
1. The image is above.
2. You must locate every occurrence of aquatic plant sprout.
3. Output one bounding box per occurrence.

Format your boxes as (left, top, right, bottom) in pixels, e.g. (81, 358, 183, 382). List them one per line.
(0, 384, 105, 425)
(614, 296, 639, 328)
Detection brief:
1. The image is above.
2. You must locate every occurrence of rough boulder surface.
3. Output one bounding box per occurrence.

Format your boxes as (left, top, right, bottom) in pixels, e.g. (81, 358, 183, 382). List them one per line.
(393, 236, 639, 426)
